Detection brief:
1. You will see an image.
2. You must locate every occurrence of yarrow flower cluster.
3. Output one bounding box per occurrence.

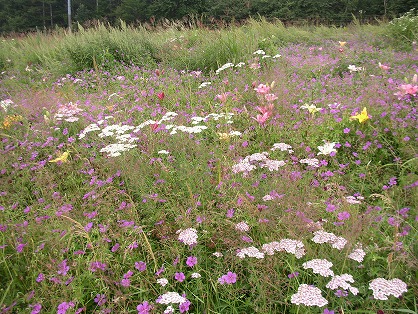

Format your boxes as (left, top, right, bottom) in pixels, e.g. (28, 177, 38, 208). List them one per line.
(156, 292, 186, 305)
(299, 158, 320, 168)
(177, 228, 198, 246)
(312, 230, 347, 250)
(369, 278, 408, 300)
(261, 239, 306, 259)
(54, 102, 83, 122)
(235, 221, 250, 232)
(270, 142, 294, 153)
(302, 259, 334, 277)
(348, 244, 366, 263)
(232, 151, 285, 176)
(291, 284, 328, 307)
(236, 246, 265, 259)
(326, 274, 359, 295)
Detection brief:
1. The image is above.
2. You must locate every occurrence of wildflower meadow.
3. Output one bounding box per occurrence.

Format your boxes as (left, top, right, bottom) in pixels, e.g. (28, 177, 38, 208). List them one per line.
(0, 16, 417, 314)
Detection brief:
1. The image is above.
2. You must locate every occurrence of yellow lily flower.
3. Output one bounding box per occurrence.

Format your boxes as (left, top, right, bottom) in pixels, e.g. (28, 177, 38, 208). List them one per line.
(350, 107, 370, 123)
(49, 151, 70, 163)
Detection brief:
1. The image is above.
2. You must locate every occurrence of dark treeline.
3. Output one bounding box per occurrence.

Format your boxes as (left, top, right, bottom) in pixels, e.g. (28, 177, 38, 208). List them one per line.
(0, 0, 416, 33)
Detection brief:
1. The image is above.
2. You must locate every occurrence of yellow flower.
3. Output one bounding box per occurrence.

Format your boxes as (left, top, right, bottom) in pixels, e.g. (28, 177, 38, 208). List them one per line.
(350, 107, 370, 123)
(339, 41, 347, 47)
(217, 133, 230, 141)
(49, 151, 70, 163)
(2, 114, 23, 129)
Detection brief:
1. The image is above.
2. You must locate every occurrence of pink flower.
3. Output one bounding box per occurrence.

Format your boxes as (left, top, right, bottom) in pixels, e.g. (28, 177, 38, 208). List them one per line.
(252, 112, 271, 125)
(378, 62, 390, 71)
(218, 271, 237, 284)
(175, 272, 186, 282)
(186, 256, 197, 267)
(254, 84, 270, 94)
(264, 93, 278, 102)
(216, 93, 229, 103)
(337, 211, 351, 221)
(157, 92, 165, 100)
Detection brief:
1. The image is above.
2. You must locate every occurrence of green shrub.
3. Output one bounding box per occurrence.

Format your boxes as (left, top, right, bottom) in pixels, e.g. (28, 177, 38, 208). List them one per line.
(386, 8, 418, 49)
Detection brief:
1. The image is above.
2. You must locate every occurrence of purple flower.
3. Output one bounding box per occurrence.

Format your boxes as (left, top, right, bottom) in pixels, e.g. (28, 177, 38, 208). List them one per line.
(323, 309, 335, 314)
(288, 272, 299, 279)
(179, 300, 191, 313)
(155, 266, 165, 276)
(337, 211, 350, 221)
(29, 303, 42, 314)
(57, 259, 70, 276)
(175, 272, 186, 282)
(137, 301, 152, 314)
(120, 278, 131, 287)
(135, 261, 147, 272)
(186, 256, 197, 268)
(218, 271, 237, 284)
(36, 273, 45, 282)
(94, 294, 107, 306)
(57, 301, 75, 314)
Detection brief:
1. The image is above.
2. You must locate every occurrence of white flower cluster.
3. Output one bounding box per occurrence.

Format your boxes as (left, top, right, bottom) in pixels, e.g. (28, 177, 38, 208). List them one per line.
(291, 284, 328, 307)
(302, 259, 334, 277)
(311, 230, 347, 250)
(191, 272, 201, 279)
(198, 82, 211, 89)
(326, 274, 359, 295)
(156, 292, 186, 305)
(232, 152, 285, 176)
(270, 142, 293, 153)
(345, 195, 364, 204)
(166, 124, 208, 134)
(191, 112, 234, 125)
(235, 221, 250, 232)
(262, 239, 306, 259)
(99, 143, 137, 157)
(348, 244, 366, 263)
(215, 62, 234, 74)
(317, 141, 338, 156)
(236, 246, 265, 259)
(348, 64, 364, 72)
(54, 102, 83, 122)
(369, 278, 408, 300)
(0, 99, 13, 111)
(157, 278, 169, 287)
(177, 228, 198, 246)
(299, 158, 320, 168)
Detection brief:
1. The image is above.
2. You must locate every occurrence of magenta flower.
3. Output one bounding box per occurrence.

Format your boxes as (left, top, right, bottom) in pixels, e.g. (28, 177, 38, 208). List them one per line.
(175, 272, 186, 282)
(337, 211, 351, 221)
(218, 271, 237, 284)
(135, 261, 147, 272)
(94, 294, 107, 306)
(179, 300, 191, 313)
(137, 301, 152, 314)
(186, 256, 197, 267)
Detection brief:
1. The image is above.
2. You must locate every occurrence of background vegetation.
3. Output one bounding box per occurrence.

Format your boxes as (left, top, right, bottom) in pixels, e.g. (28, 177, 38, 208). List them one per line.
(0, 0, 417, 33)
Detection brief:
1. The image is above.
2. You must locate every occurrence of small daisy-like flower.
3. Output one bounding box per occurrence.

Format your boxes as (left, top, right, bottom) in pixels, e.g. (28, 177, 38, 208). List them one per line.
(213, 252, 223, 258)
(191, 272, 201, 278)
